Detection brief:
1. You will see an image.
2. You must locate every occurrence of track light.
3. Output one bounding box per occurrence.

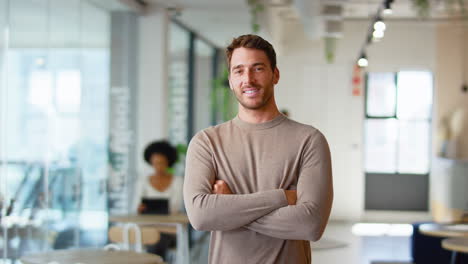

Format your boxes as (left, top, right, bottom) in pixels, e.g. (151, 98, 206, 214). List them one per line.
(372, 30, 384, 40)
(355, 0, 391, 71)
(357, 53, 368, 67)
(372, 18, 385, 41)
(383, 0, 393, 15)
(373, 20, 386, 32)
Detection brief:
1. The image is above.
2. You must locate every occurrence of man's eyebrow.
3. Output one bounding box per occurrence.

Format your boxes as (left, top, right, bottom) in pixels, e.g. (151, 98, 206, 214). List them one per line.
(232, 62, 266, 70)
(252, 62, 266, 67)
(232, 64, 244, 70)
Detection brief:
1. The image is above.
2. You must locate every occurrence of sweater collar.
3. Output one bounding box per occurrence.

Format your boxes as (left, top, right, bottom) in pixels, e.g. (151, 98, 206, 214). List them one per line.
(233, 113, 287, 131)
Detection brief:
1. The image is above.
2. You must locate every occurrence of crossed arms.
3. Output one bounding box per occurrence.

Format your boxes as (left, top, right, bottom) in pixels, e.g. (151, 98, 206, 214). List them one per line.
(183, 131, 333, 241)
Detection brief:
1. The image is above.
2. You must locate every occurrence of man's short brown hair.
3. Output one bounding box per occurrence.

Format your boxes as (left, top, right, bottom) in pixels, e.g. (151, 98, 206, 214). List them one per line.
(226, 34, 277, 72)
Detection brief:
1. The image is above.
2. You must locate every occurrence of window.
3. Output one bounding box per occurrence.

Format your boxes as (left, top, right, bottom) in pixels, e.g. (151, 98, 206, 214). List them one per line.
(364, 71, 433, 211)
(365, 71, 432, 174)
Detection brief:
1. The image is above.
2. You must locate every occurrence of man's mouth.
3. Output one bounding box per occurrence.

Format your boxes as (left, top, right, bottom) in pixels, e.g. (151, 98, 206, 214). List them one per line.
(243, 88, 260, 96)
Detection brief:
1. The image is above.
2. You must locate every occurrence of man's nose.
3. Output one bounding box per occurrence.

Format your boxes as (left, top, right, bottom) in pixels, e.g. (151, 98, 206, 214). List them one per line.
(243, 69, 254, 84)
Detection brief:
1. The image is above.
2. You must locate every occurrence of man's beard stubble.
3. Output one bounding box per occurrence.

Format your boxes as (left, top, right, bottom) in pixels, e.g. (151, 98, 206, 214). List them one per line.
(233, 83, 274, 110)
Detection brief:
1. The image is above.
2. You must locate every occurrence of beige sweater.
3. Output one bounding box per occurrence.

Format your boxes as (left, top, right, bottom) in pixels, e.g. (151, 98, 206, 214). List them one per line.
(183, 114, 333, 264)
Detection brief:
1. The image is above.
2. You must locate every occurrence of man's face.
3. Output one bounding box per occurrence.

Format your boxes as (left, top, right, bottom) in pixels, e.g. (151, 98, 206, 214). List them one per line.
(228, 47, 279, 110)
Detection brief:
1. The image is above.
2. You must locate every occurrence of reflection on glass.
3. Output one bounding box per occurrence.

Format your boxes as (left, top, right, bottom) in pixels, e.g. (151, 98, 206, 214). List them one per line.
(365, 119, 398, 173)
(194, 39, 214, 134)
(168, 22, 189, 146)
(397, 71, 433, 120)
(398, 121, 430, 173)
(56, 70, 81, 113)
(366, 72, 396, 117)
(1, 0, 110, 261)
(28, 71, 53, 109)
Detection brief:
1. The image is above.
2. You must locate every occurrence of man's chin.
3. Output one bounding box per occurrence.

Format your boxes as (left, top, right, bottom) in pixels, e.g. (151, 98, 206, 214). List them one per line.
(239, 101, 265, 110)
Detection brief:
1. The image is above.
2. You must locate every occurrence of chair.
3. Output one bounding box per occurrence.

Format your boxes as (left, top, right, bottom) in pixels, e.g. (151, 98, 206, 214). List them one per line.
(411, 222, 452, 264)
(460, 212, 468, 223)
(107, 223, 161, 253)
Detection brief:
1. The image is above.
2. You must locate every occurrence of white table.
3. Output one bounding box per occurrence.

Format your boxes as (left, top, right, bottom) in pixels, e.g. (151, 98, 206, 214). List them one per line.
(419, 223, 468, 237)
(442, 237, 468, 264)
(110, 214, 190, 264)
(21, 249, 164, 264)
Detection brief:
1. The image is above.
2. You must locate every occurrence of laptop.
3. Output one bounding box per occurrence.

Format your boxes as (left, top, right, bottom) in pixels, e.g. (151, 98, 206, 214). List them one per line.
(141, 198, 169, 215)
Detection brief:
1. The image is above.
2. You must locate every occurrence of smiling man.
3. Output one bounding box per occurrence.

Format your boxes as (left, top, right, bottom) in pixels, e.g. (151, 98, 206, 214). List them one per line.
(183, 34, 333, 264)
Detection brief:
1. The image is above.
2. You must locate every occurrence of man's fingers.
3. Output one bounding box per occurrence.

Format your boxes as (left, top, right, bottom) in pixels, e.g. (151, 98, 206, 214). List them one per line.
(216, 180, 225, 185)
(284, 190, 297, 205)
(212, 180, 233, 194)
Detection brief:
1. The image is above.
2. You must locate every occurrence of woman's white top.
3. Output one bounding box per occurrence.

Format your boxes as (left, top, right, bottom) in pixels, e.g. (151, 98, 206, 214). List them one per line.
(134, 175, 184, 214)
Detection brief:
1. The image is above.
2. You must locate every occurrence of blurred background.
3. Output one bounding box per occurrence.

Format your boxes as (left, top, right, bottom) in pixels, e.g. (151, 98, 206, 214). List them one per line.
(0, 0, 467, 263)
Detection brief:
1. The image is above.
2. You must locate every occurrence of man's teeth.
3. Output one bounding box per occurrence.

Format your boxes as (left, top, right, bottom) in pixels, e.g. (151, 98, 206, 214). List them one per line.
(245, 90, 257, 94)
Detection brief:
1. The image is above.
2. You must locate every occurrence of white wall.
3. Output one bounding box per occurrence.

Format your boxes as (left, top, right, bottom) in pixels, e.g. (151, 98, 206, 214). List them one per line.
(430, 22, 468, 222)
(274, 19, 437, 221)
(137, 7, 169, 175)
(435, 22, 468, 157)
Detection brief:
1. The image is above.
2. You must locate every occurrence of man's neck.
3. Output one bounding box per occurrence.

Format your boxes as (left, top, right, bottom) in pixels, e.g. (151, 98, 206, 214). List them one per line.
(238, 105, 281, 124)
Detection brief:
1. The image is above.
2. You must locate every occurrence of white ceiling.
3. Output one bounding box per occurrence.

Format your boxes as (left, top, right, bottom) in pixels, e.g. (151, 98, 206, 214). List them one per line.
(143, 0, 460, 48)
(5, 0, 460, 49)
(147, 0, 251, 48)
(5, 0, 110, 48)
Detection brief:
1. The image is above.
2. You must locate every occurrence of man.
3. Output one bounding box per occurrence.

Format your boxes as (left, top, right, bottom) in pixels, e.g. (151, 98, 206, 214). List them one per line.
(183, 34, 333, 264)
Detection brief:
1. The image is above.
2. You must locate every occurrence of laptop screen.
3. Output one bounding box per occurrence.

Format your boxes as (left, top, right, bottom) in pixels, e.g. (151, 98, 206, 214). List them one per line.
(141, 198, 169, 215)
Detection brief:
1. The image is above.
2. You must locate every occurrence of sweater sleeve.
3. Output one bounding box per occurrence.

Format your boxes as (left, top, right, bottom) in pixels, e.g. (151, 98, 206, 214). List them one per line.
(183, 131, 289, 231)
(244, 131, 333, 241)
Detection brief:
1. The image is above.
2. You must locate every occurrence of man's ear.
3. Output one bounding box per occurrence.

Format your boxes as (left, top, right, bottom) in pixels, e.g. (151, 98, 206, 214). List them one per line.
(228, 75, 233, 90)
(273, 67, 280, 85)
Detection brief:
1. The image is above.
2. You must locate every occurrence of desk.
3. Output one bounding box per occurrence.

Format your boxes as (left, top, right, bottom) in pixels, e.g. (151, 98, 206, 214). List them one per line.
(442, 238, 468, 264)
(110, 214, 190, 264)
(419, 223, 468, 237)
(21, 249, 163, 264)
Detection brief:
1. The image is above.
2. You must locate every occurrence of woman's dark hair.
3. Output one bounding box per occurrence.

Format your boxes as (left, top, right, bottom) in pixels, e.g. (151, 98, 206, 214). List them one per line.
(143, 140, 178, 167)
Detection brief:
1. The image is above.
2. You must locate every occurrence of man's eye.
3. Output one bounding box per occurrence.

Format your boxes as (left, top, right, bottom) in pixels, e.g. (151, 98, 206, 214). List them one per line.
(234, 70, 242, 74)
(254, 67, 264, 71)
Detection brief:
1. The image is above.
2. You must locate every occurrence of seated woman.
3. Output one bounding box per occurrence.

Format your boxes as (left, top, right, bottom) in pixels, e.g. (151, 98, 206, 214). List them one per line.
(134, 140, 183, 259)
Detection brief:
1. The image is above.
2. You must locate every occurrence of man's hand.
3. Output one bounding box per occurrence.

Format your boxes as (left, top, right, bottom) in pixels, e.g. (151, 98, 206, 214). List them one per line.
(212, 180, 296, 206)
(212, 180, 233, 194)
(284, 190, 297, 205)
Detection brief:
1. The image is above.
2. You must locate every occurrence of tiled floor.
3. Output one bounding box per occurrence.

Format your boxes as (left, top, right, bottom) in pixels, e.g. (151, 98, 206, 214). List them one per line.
(190, 221, 413, 264)
(312, 222, 412, 264)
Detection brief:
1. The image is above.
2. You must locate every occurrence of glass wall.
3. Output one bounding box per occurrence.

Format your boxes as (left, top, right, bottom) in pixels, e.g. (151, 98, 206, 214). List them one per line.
(168, 22, 190, 147)
(211, 50, 236, 125)
(194, 39, 215, 133)
(0, 0, 110, 261)
(168, 20, 225, 176)
(167, 20, 227, 248)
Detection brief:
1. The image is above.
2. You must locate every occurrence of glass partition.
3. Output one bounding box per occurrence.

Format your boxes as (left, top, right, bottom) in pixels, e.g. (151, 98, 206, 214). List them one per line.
(193, 39, 214, 133)
(168, 22, 190, 147)
(0, 1, 110, 261)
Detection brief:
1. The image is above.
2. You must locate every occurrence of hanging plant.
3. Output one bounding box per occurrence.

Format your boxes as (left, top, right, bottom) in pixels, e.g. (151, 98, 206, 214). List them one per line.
(411, 0, 468, 17)
(211, 68, 237, 123)
(324, 37, 337, 63)
(412, 0, 431, 17)
(247, 0, 265, 33)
